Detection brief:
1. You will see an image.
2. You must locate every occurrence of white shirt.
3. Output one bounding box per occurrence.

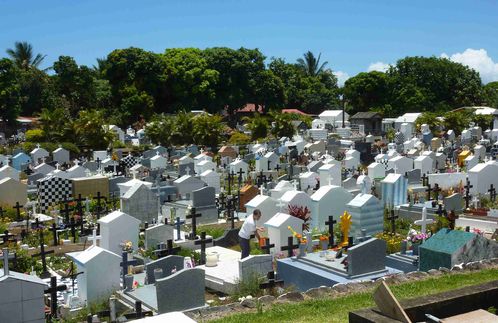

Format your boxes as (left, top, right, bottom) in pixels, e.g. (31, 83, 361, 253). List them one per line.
(239, 214, 257, 239)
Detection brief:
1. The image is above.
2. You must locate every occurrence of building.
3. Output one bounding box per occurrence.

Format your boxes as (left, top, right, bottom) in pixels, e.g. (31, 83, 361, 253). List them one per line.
(349, 112, 383, 136)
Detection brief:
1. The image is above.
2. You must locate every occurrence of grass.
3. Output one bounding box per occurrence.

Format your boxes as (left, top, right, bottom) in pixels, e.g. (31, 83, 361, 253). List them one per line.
(212, 268, 498, 323)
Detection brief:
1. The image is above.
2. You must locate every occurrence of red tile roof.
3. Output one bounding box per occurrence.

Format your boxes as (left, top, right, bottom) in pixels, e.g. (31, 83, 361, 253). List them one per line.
(281, 109, 310, 116)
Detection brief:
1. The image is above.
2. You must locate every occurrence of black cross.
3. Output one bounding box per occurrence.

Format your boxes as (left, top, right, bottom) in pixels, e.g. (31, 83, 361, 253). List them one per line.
(186, 207, 202, 240)
(120, 252, 138, 285)
(13, 201, 23, 222)
(426, 183, 432, 201)
(387, 209, 398, 234)
(261, 238, 274, 254)
(0, 207, 4, 219)
(436, 203, 444, 217)
(66, 217, 78, 243)
(325, 216, 337, 248)
(267, 160, 272, 171)
(60, 196, 73, 224)
(259, 271, 284, 290)
(123, 300, 153, 319)
(1, 230, 15, 244)
(50, 223, 59, 246)
(174, 216, 185, 241)
(464, 178, 473, 209)
(237, 168, 245, 187)
(226, 196, 239, 229)
(275, 163, 281, 174)
(32, 229, 54, 277)
(195, 231, 213, 265)
(96, 157, 101, 170)
(226, 170, 235, 195)
(284, 152, 289, 162)
(433, 183, 441, 201)
(489, 184, 496, 202)
(44, 276, 67, 318)
(155, 239, 180, 258)
(421, 173, 428, 186)
(280, 236, 298, 258)
(93, 192, 107, 219)
(63, 263, 83, 295)
(257, 171, 267, 188)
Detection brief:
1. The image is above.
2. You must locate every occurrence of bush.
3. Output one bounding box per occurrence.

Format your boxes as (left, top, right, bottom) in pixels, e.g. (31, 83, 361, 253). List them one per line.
(228, 131, 251, 145)
(232, 272, 266, 301)
(375, 232, 405, 254)
(25, 129, 46, 142)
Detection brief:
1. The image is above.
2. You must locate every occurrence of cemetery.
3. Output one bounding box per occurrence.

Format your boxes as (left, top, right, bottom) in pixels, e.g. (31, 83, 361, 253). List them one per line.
(1, 4, 498, 321)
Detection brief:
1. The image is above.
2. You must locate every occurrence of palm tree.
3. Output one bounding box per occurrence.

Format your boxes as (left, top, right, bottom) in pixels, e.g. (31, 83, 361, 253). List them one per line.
(296, 51, 328, 76)
(6, 41, 46, 70)
(92, 57, 108, 76)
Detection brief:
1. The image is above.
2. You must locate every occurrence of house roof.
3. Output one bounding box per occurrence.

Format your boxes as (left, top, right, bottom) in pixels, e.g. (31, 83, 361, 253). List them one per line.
(264, 212, 295, 228)
(395, 113, 421, 124)
(311, 185, 342, 201)
(245, 194, 272, 207)
(237, 103, 263, 113)
(282, 109, 310, 116)
(350, 112, 382, 119)
(319, 110, 344, 118)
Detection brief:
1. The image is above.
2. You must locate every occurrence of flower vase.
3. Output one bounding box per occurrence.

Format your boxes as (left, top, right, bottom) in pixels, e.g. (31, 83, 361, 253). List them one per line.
(297, 243, 307, 259)
(124, 274, 134, 291)
(412, 242, 421, 256)
(320, 240, 328, 251)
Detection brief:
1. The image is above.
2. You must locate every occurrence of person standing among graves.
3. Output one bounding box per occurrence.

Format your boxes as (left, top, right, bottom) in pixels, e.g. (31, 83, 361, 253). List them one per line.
(238, 209, 264, 259)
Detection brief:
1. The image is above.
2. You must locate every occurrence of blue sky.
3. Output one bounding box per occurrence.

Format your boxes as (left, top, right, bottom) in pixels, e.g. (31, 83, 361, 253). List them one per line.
(1, 0, 497, 84)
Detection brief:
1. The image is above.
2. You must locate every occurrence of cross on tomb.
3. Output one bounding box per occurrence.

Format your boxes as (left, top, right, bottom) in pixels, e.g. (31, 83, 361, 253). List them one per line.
(267, 160, 272, 171)
(174, 216, 185, 241)
(421, 173, 428, 186)
(432, 183, 442, 201)
(93, 192, 107, 219)
(123, 300, 153, 319)
(63, 263, 83, 295)
(464, 178, 473, 209)
(425, 183, 432, 201)
(280, 236, 298, 258)
(446, 210, 459, 230)
(256, 171, 267, 188)
(120, 252, 138, 285)
(228, 169, 236, 195)
(489, 184, 496, 202)
(387, 209, 398, 234)
(96, 157, 102, 172)
(414, 207, 433, 235)
(325, 216, 337, 248)
(44, 276, 67, 318)
(261, 238, 275, 254)
(237, 168, 244, 187)
(13, 201, 23, 222)
(155, 240, 180, 258)
(32, 229, 54, 278)
(2, 248, 18, 274)
(186, 207, 202, 240)
(50, 223, 59, 246)
(259, 271, 284, 291)
(195, 232, 213, 265)
(1, 230, 15, 244)
(184, 166, 191, 176)
(67, 217, 78, 243)
(60, 196, 73, 224)
(225, 196, 238, 229)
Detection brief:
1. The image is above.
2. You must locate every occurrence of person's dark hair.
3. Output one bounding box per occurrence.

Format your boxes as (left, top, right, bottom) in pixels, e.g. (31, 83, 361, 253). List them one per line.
(253, 209, 261, 217)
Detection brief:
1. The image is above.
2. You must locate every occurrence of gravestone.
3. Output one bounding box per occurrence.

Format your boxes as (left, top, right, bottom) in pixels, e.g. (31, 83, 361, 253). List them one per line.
(191, 186, 218, 224)
(145, 255, 185, 284)
(443, 193, 464, 213)
(405, 169, 421, 184)
(238, 255, 273, 282)
(347, 238, 387, 276)
(145, 224, 174, 249)
(155, 268, 205, 313)
(120, 183, 159, 224)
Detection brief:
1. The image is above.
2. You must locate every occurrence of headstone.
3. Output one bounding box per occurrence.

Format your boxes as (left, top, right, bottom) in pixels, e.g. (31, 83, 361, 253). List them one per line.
(155, 268, 205, 313)
(347, 238, 387, 276)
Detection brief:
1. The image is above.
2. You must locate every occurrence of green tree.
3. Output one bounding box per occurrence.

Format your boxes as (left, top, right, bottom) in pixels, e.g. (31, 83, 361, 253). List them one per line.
(52, 56, 98, 116)
(415, 112, 443, 134)
(162, 48, 219, 111)
(243, 113, 269, 141)
(170, 110, 194, 145)
(442, 109, 473, 135)
(251, 69, 285, 114)
(118, 85, 154, 126)
(472, 113, 493, 131)
(144, 113, 174, 146)
(38, 106, 72, 142)
(483, 82, 498, 108)
(191, 114, 225, 148)
(296, 51, 328, 77)
(343, 71, 390, 114)
(269, 111, 295, 139)
(73, 110, 115, 149)
(0, 58, 21, 125)
(6, 41, 46, 70)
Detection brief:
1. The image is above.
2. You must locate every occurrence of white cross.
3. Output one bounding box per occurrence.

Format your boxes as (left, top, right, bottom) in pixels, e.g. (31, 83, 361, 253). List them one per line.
(132, 169, 138, 179)
(414, 207, 434, 235)
(393, 164, 398, 174)
(293, 180, 299, 191)
(260, 185, 265, 196)
(36, 143, 41, 149)
(55, 163, 60, 170)
(185, 166, 191, 176)
(74, 159, 80, 166)
(276, 200, 286, 213)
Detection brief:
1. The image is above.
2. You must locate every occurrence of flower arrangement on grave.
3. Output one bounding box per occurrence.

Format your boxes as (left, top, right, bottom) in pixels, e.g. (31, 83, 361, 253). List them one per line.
(287, 205, 311, 232)
(287, 226, 307, 245)
(120, 240, 133, 253)
(407, 230, 429, 244)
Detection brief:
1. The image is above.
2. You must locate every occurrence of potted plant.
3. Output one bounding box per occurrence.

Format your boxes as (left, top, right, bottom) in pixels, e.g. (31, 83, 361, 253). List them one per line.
(407, 230, 429, 256)
(319, 235, 329, 250)
(287, 226, 308, 258)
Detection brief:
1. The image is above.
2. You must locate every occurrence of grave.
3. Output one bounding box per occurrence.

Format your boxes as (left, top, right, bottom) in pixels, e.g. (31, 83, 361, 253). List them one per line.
(144, 224, 174, 249)
(419, 228, 498, 271)
(172, 175, 205, 199)
(381, 173, 408, 207)
(310, 185, 353, 231)
(0, 177, 27, 206)
(264, 212, 303, 254)
(71, 175, 109, 199)
(0, 165, 20, 181)
(346, 193, 384, 240)
(67, 246, 121, 305)
(191, 186, 218, 224)
(245, 194, 278, 224)
(98, 211, 140, 256)
(120, 183, 159, 224)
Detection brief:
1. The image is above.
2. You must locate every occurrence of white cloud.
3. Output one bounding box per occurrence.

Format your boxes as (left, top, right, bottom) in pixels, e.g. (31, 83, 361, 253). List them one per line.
(333, 71, 350, 87)
(367, 61, 391, 73)
(442, 48, 498, 84)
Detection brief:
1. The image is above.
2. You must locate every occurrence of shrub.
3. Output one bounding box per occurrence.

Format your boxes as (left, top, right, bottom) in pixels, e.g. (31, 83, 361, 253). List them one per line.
(228, 131, 251, 145)
(25, 129, 45, 142)
(232, 272, 266, 301)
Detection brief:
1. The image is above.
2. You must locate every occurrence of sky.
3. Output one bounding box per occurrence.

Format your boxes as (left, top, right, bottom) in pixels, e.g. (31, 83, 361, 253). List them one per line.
(1, 0, 497, 85)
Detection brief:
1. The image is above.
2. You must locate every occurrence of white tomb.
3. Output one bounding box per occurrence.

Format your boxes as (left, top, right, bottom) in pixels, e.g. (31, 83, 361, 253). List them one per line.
(318, 163, 341, 187)
(388, 156, 413, 175)
(98, 211, 140, 256)
(0, 165, 19, 181)
(413, 155, 433, 176)
(245, 194, 278, 224)
(200, 169, 221, 194)
(310, 185, 353, 231)
(264, 212, 303, 254)
(229, 159, 249, 181)
(367, 162, 385, 180)
(468, 162, 498, 195)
